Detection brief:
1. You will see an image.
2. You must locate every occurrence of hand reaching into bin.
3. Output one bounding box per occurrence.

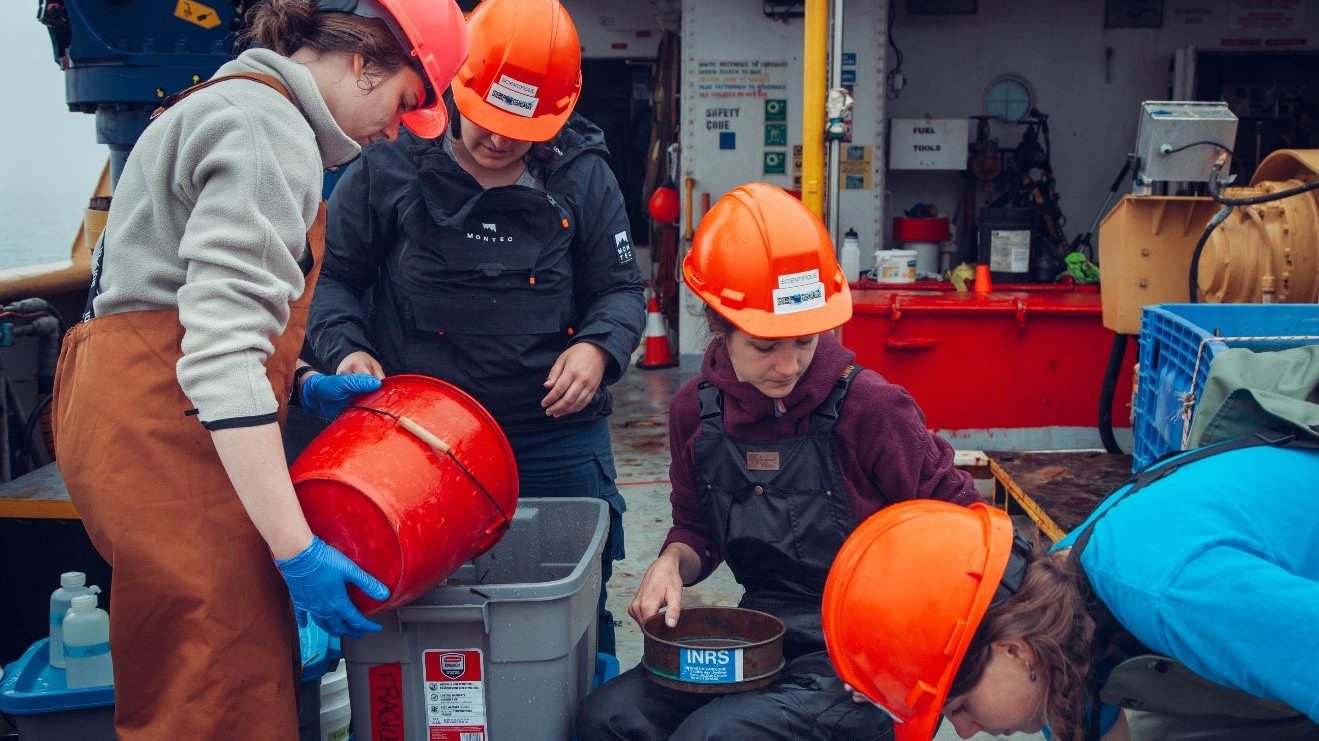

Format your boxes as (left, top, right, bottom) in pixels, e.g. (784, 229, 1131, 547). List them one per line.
(275, 536, 391, 639)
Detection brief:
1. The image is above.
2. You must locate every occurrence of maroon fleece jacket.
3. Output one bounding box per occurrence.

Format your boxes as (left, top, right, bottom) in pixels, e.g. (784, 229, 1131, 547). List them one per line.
(661, 331, 979, 583)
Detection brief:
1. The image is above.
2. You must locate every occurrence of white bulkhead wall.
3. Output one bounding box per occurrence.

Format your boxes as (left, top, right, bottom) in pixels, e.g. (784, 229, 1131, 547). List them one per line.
(672, 0, 889, 361)
(563, 0, 1319, 366)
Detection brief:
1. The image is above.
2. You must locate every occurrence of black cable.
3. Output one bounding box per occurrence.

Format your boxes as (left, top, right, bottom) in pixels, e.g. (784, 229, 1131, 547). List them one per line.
(1187, 205, 1234, 304)
(23, 392, 53, 467)
(1207, 163, 1319, 205)
(1072, 155, 1136, 261)
(1162, 140, 1234, 158)
(1, 298, 67, 335)
(885, 2, 903, 101)
(1098, 333, 1130, 455)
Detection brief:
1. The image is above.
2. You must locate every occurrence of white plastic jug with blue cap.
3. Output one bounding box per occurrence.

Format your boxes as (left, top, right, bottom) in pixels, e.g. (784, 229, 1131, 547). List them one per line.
(48, 572, 100, 669)
(63, 593, 114, 689)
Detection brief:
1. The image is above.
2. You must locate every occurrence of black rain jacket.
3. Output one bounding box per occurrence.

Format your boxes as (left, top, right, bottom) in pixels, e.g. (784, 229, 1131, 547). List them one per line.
(309, 114, 645, 434)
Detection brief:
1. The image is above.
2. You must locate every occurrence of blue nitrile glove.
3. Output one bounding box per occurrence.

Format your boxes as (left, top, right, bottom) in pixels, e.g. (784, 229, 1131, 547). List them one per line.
(274, 536, 391, 639)
(300, 372, 381, 420)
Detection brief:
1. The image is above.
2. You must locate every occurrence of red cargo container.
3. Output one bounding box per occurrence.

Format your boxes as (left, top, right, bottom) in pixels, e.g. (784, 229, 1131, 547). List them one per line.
(839, 282, 1137, 450)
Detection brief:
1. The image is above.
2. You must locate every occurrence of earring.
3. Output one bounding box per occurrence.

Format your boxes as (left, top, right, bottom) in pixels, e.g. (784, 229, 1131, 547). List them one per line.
(1027, 662, 1037, 682)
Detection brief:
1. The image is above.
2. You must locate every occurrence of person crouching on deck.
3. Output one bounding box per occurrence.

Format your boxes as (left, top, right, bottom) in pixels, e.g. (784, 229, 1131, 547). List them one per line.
(824, 431, 1319, 741)
(575, 182, 979, 741)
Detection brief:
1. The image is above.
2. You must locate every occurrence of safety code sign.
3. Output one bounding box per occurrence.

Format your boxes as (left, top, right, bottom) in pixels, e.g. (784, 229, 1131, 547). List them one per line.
(677, 647, 745, 684)
(423, 649, 487, 741)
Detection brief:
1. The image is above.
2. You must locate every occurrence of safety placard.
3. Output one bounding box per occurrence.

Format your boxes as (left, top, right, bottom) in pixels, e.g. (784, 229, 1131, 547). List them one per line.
(174, 0, 221, 29)
(424, 649, 486, 741)
(677, 646, 746, 684)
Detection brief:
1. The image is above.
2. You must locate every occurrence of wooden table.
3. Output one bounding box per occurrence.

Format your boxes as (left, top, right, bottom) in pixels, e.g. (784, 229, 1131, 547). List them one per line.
(985, 451, 1134, 542)
(0, 462, 77, 519)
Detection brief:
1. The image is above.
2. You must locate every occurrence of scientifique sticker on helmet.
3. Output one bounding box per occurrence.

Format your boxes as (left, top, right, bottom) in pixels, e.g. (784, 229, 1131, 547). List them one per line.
(497, 74, 539, 97)
(486, 74, 540, 117)
(777, 269, 820, 288)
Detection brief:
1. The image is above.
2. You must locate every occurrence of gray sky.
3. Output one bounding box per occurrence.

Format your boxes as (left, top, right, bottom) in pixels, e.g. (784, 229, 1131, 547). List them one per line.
(1, 3, 109, 267)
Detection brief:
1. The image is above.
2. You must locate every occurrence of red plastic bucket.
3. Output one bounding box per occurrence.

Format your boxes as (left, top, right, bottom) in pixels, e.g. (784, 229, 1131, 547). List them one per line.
(892, 216, 950, 242)
(290, 374, 519, 614)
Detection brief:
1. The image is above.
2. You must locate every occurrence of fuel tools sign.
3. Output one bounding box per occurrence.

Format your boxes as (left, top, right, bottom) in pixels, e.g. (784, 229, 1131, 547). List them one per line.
(889, 117, 970, 170)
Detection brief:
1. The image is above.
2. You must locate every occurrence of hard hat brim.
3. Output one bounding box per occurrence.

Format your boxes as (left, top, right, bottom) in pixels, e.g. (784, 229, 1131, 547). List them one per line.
(703, 286, 853, 339)
(452, 78, 574, 143)
(402, 106, 449, 139)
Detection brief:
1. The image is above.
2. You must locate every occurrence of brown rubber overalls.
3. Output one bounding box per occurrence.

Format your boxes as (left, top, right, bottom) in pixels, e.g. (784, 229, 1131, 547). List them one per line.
(51, 74, 322, 741)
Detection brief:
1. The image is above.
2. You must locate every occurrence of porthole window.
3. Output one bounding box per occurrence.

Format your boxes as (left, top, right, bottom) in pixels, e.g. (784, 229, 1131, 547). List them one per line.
(986, 76, 1034, 123)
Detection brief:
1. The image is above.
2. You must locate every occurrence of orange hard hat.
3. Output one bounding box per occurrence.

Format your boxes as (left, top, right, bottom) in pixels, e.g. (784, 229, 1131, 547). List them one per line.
(451, 0, 582, 142)
(324, 0, 469, 139)
(682, 183, 851, 339)
(822, 501, 1016, 741)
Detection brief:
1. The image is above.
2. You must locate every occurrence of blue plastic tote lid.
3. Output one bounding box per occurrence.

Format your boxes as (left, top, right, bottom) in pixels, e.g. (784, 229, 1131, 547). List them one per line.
(0, 639, 114, 714)
(300, 620, 332, 683)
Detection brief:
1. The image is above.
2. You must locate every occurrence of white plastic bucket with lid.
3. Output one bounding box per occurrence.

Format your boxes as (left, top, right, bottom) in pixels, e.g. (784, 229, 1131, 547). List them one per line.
(320, 696, 352, 741)
(320, 662, 349, 704)
(874, 249, 918, 284)
(320, 662, 351, 741)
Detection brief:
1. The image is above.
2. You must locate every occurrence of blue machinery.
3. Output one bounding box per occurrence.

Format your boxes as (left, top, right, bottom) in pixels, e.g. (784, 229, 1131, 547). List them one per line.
(36, 0, 244, 184)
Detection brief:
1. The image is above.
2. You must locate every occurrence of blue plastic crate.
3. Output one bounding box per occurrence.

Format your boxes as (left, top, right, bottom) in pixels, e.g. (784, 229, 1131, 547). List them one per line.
(1133, 303, 1319, 470)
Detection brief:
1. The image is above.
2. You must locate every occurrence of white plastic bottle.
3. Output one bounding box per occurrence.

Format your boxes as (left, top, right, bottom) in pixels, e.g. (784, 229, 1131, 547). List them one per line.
(63, 593, 114, 689)
(49, 572, 98, 668)
(841, 228, 861, 283)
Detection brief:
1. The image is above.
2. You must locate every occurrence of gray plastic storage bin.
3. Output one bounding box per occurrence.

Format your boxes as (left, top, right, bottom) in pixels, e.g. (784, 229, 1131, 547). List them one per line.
(344, 497, 607, 741)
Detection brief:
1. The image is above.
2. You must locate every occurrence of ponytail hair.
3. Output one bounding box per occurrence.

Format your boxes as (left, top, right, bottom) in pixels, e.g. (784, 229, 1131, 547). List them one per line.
(238, 0, 411, 77)
(949, 547, 1098, 741)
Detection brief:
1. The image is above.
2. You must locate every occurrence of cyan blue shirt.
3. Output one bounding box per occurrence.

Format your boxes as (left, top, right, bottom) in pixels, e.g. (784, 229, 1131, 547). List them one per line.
(1054, 443, 1319, 726)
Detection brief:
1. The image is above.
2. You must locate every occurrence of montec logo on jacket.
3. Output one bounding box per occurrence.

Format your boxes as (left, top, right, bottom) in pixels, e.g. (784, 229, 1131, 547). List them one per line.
(614, 230, 635, 264)
(466, 220, 512, 242)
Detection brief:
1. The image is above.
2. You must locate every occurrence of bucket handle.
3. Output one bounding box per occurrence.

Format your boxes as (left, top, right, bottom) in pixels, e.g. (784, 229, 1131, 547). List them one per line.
(395, 414, 513, 528)
(397, 415, 452, 454)
(341, 405, 515, 528)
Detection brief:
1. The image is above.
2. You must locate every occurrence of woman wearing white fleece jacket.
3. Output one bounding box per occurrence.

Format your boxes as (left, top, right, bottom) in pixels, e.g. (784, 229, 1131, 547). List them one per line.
(49, 1, 466, 739)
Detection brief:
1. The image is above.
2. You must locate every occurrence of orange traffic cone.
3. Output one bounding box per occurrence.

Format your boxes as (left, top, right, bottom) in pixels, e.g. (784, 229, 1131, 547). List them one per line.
(637, 290, 677, 369)
(973, 264, 994, 295)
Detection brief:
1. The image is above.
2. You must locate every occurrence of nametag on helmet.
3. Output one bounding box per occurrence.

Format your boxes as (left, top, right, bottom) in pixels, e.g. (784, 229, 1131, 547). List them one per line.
(746, 452, 780, 471)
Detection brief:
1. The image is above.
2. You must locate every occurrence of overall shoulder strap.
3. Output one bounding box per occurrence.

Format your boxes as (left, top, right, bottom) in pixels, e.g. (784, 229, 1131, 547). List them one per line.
(697, 381, 724, 437)
(810, 363, 864, 434)
(151, 72, 293, 121)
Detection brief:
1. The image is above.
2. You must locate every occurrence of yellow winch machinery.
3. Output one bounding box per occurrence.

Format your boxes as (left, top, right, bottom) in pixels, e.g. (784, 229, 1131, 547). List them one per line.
(1100, 148, 1319, 335)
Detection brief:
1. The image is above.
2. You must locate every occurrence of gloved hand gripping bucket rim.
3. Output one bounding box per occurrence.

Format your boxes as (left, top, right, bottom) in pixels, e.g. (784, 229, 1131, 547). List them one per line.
(290, 374, 519, 615)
